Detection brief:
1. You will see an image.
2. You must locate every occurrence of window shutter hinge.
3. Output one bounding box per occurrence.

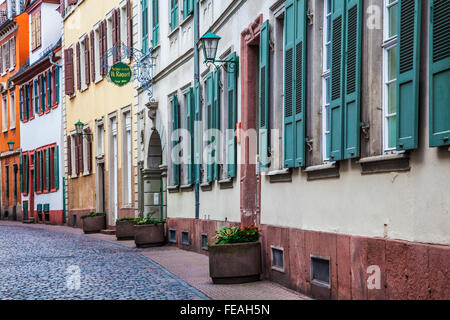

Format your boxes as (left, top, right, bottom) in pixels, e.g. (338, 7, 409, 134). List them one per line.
(306, 10, 313, 25)
(361, 122, 370, 141)
(306, 138, 313, 152)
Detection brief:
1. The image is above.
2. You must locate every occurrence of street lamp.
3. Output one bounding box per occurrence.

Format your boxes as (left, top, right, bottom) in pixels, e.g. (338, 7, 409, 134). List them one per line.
(74, 121, 93, 140)
(200, 31, 238, 73)
(7, 141, 14, 152)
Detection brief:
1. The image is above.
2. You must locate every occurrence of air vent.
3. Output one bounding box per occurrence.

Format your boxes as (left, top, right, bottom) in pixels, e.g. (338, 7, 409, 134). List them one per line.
(181, 231, 190, 246)
(201, 234, 208, 251)
(169, 229, 177, 243)
(271, 246, 285, 272)
(310, 255, 331, 288)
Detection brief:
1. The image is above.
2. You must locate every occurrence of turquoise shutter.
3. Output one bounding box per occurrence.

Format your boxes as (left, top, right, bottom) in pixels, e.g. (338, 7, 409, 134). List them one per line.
(54, 146, 59, 190)
(186, 88, 194, 185)
(34, 151, 37, 191)
(284, 0, 295, 168)
(227, 52, 237, 179)
(47, 70, 52, 107)
(46, 148, 50, 191)
(343, 0, 362, 159)
(328, 0, 346, 161)
(40, 151, 44, 191)
(213, 69, 220, 181)
(294, 0, 306, 167)
(183, 0, 193, 18)
(41, 75, 45, 112)
(142, 0, 149, 53)
(194, 83, 202, 183)
(171, 0, 178, 31)
(24, 154, 28, 194)
(34, 79, 39, 113)
(171, 96, 180, 186)
(19, 87, 23, 121)
(25, 84, 30, 120)
(429, 0, 450, 147)
(19, 154, 23, 193)
(55, 68, 60, 105)
(206, 73, 214, 182)
(396, 0, 421, 151)
(260, 20, 270, 171)
(152, 0, 159, 47)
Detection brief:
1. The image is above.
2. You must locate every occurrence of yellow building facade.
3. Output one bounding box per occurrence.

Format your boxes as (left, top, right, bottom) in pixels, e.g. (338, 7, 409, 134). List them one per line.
(63, 0, 135, 228)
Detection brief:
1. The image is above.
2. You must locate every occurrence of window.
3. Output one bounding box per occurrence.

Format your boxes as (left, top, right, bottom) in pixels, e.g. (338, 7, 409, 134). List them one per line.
(169, 229, 177, 243)
(181, 230, 190, 246)
(2, 95, 8, 131)
(96, 121, 105, 156)
(5, 165, 10, 206)
(122, 111, 132, 205)
(82, 127, 92, 175)
(35, 145, 59, 193)
(93, 26, 101, 81)
(31, 10, 42, 51)
(9, 37, 15, 71)
(120, 5, 128, 53)
(310, 256, 331, 288)
(9, 92, 15, 129)
(142, 0, 149, 54)
(383, 0, 398, 152)
(152, 0, 159, 47)
(107, 15, 114, 66)
(271, 246, 285, 272)
(170, 0, 178, 31)
(182, 0, 193, 19)
(322, 0, 332, 161)
(79, 38, 87, 90)
(170, 95, 180, 186)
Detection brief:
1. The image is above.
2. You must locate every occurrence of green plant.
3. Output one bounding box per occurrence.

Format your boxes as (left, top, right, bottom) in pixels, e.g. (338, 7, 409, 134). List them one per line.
(81, 212, 106, 220)
(117, 217, 138, 223)
(136, 213, 165, 226)
(212, 226, 261, 245)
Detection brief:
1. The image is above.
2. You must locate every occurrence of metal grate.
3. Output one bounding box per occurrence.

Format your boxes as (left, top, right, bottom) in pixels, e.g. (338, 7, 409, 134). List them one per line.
(285, 48, 293, 118)
(399, 0, 415, 73)
(311, 256, 331, 287)
(331, 16, 342, 100)
(169, 229, 177, 243)
(201, 234, 208, 251)
(433, 0, 450, 63)
(181, 230, 190, 246)
(346, 6, 357, 94)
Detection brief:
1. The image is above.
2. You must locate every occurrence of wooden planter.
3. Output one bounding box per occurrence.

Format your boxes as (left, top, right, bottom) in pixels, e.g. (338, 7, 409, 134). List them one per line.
(82, 216, 106, 234)
(208, 242, 262, 284)
(134, 223, 165, 248)
(116, 220, 137, 240)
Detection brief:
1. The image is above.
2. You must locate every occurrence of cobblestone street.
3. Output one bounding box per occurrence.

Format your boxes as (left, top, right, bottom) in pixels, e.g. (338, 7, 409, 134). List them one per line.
(0, 224, 209, 300)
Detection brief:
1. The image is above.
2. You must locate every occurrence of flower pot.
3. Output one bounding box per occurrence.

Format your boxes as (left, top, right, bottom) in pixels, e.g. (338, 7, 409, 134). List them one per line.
(82, 216, 106, 234)
(116, 220, 137, 240)
(208, 242, 262, 284)
(134, 223, 165, 248)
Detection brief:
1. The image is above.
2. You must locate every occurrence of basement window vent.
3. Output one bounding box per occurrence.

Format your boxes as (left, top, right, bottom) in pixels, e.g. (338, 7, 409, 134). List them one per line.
(181, 231, 190, 246)
(169, 229, 177, 243)
(201, 234, 208, 251)
(310, 255, 331, 288)
(271, 246, 285, 272)
(72, 215, 77, 228)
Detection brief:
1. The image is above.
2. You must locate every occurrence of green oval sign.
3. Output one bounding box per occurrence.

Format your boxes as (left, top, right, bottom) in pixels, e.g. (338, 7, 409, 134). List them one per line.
(109, 62, 132, 86)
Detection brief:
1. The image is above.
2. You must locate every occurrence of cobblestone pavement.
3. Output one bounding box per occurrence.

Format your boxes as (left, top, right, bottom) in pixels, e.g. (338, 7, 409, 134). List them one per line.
(0, 225, 209, 300)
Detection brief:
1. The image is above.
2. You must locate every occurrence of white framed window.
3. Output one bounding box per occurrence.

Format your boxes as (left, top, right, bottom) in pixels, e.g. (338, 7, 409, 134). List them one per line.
(121, 109, 132, 205)
(106, 13, 114, 66)
(120, 3, 127, 47)
(70, 133, 77, 177)
(382, 0, 399, 153)
(2, 95, 8, 132)
(82, 125, 90, 175)
(93, 24, 101, 82)
(79, 36, 87, 90)
(322, 0, 332, 162)
(9, 92, 15, 130)
(96, 119, 105, 157)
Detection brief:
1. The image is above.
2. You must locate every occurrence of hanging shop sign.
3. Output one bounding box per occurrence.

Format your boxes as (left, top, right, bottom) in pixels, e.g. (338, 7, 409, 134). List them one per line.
(109, 62, 132, 86)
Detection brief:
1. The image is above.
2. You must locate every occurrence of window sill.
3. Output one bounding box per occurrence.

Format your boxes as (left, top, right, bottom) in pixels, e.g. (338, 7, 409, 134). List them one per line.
(82, 171, 92, 177)
(266, 168, 292, 184)
(180, 184, 194, 192)
(218, 178, 234, 189)
(200, 182, 212, 192)
(358, 153, 410, 175)
(94, 76, 103, 84)
(168, 26, 180, 39)
(180, 14, 193, 28)
(168, 185, 180, 193)
(303, 162, 340, 181)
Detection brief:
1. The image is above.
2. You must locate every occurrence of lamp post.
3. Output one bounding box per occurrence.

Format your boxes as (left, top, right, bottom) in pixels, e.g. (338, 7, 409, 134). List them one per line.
(200, 31, 238, 73)
(74, 121, 93, 141)
(7, 141, 14, 152)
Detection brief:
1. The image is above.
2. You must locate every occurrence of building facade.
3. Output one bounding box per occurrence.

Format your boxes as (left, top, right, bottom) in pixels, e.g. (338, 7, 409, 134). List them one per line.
(135, 0, 450, 299)
(62, 0, 135, 228)
(0, 0, 28, 221)
(10, 0, 64, 224)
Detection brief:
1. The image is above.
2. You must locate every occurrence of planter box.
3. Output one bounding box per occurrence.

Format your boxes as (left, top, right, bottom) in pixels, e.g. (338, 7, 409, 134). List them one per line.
(134, 223, 165, 248)
(208, 242, 262, 284)
(82, 216, 106, 234)
(116, 220, 137, 240)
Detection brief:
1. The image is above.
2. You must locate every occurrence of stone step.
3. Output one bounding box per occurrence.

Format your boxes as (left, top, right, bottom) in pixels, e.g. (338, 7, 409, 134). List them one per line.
(23, 219, 35, 224)
(101, 229, 116, 236)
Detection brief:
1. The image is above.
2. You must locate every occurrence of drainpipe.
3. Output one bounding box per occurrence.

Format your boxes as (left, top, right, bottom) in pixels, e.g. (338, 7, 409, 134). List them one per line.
(194, 0, 200, 220)
(49, 52, 63, 68)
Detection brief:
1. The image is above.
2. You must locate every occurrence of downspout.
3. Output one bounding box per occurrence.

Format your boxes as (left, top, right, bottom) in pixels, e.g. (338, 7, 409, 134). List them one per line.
(49, 52, 63, 68)
(194, 0, 200, 220)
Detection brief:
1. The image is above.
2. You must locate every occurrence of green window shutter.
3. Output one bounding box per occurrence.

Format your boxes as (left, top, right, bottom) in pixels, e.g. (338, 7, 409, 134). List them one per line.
(294, 0, 307, 167)
(41, 75, 45, 112)
(24, 154, 28, 194)
(142, 0, 149, 54)
(34, 151, 37, 191)
(171, 95, 180, 186)
(429, 0, 450, 147)
(34, 79, 39, 113)
(343, 0, 362, 159)
(328, 0, 346, 161)
(46, 148, 50, 191)
(260, 20, 270, 171)
(213, 69, 220, 181)
(396, 0, 421, 151)
(152, 0, 159, 47)
(186, 88, 194, 185)
(54, 146, 59, 190)
(19, 87, 23, 121)
(40, 151, 44, 191)
(227, 52, 237, 179)
(47, 70, 52, 108)
(171, 0, 178, 31)
(19, 154, 23, 193)
(55, 67, 60, 104)
(206, 72, 214, 182)
(284, 0, 295, 168)
(25, 84, 30, 120)
(194, 83, 202, 183)
(183, 0, 193, 19)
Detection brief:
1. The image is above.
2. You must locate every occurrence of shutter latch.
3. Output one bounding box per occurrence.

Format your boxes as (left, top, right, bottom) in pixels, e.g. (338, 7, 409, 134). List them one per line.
(306, 138, 313, 152)
(361, 122, 370, 141)
(306, 10, 314, 25)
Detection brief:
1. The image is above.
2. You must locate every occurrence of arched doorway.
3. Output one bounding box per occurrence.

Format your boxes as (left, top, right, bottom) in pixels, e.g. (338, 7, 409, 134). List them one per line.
(142, 130, 166, 220)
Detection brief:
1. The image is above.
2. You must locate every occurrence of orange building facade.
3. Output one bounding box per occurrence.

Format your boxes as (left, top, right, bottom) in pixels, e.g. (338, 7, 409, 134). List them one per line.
(0, 2, 29, 221)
